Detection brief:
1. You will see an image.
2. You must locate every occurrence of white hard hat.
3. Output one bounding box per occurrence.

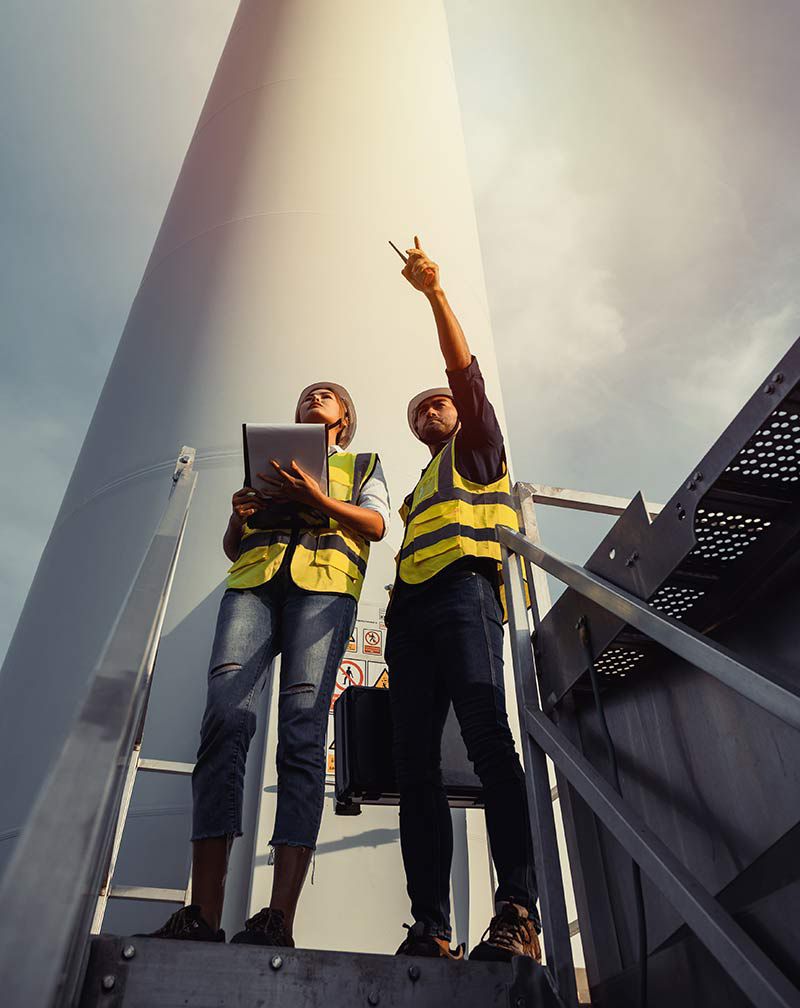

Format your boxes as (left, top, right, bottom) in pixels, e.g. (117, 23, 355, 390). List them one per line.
(295, 382, 357, 448)
(407, 387, 454, 441)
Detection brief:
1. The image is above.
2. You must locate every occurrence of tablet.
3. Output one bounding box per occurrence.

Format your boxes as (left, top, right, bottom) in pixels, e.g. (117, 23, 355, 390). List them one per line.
(242, 423, 329, 496)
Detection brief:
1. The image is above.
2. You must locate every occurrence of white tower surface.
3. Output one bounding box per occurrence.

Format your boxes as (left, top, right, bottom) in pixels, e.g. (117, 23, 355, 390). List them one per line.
(0, 0, 517, 951)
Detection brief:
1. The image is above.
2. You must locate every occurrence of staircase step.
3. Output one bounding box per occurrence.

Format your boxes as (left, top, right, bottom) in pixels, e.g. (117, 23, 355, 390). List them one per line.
(79, 935, 562, 1007)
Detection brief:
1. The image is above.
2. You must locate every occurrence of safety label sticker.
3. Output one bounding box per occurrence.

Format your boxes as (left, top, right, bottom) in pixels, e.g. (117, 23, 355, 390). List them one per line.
(363, 628, 383, 656)
(371, 663, 389, 689)
(330, 658, 365, 713)
(346, 631, 357, 653)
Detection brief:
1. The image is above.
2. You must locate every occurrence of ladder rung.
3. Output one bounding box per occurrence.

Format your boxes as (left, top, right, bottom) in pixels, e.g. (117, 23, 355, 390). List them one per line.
(110, 885, 187, 903)
(138, 759, 195, 775)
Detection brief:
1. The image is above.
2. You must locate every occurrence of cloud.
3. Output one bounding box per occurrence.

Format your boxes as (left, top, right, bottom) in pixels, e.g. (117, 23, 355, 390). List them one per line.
(670, 303, 799, 431)
(473, 141, 627, 433)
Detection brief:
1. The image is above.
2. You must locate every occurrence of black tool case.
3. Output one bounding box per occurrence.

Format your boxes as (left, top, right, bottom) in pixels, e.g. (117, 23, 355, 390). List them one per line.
(333, 686, 483, 813)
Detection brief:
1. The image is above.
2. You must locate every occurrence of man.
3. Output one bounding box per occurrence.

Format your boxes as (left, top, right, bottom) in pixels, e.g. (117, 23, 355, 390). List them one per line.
(387, 237, 541, 963)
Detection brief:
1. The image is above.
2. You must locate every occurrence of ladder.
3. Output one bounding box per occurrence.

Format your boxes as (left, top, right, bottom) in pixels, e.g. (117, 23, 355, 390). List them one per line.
(91, 756, 195, 931)
(90, 449, 199, 931)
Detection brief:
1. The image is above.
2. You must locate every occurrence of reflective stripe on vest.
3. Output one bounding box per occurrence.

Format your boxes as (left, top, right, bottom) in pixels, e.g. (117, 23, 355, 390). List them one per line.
(227, 451, 376, 599)
(397, 439, 518, 585)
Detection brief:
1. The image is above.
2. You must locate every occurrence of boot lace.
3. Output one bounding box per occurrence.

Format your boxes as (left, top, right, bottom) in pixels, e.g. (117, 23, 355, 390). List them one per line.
(160, 906, 200, 937)
(482, 907, 529, 952)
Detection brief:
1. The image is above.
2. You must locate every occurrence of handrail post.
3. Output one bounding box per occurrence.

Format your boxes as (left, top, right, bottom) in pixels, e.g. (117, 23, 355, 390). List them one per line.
(502, 530, 578, 1008)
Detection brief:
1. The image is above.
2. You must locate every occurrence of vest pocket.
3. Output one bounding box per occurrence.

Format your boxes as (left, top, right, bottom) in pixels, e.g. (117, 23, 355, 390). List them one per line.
(313, 532, 359, 581)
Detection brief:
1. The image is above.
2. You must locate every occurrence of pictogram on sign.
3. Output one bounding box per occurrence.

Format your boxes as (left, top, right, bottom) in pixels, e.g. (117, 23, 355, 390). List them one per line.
(373, 668, 389, 689)
(330, 659, 365, 712)
(363, 628, 383, 656)
(346, 632, 357, 653)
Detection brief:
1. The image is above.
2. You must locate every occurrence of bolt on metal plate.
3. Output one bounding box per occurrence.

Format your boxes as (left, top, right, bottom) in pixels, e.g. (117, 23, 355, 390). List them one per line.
(102, 974, 116, 991)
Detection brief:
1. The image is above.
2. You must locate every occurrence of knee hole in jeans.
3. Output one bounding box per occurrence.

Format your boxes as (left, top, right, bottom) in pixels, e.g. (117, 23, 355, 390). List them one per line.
(280, 682, 316, 696)
(209, 662, 241, 678)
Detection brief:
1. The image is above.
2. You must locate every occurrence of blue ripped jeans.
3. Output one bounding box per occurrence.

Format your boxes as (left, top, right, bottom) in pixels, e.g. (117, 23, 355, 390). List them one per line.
(191, 567, 355, 849)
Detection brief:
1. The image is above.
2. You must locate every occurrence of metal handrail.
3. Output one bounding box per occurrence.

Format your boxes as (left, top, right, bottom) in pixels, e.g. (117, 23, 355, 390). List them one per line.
(0, 449, 197, 1008)
(499, 520, 800, 1008)
(503, 539, 579, 1008)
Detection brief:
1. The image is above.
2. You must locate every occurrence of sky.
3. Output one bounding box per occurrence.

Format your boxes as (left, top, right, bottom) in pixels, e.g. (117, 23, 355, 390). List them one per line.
(2, 0, 799, 662)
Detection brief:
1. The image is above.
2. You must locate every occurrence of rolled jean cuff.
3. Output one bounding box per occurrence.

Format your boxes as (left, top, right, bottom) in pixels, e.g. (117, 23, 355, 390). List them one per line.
(190, 828, 242, 842)
(269, 836, 316, 850)
(418, 921, 452, 942)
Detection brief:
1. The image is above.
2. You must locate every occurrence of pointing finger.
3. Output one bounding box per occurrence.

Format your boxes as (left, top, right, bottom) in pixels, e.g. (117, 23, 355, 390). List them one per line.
(414, 235, 421, 249)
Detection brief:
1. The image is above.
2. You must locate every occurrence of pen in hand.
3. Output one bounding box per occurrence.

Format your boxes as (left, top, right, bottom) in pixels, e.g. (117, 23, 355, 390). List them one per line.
(389, 240, 408, 264)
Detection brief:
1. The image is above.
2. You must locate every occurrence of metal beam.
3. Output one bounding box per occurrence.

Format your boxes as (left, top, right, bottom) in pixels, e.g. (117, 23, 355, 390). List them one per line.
(498, 526, 800, 733)
(521, 703, 800, 1008)
(520, 483, 662, 519)
(138, 759, 195, 776)
(0, 452, 197, 1008)
(78, 936, 559, 1008)
(110, 885, 187, 904)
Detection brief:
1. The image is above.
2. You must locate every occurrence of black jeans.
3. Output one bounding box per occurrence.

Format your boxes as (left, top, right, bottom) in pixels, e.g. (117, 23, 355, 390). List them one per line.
(386, 568, 538, 941)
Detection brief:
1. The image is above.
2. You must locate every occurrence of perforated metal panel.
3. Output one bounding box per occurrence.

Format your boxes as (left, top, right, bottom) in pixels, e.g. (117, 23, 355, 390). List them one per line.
(725, 406, 800, 483)
(649, 584, 706, 619)
(691, 509, 772, 563)
(593, 648, 645, 679)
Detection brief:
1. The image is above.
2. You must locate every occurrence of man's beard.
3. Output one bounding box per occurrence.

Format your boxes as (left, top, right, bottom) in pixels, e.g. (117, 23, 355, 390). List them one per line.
(419, 418, 457, 445)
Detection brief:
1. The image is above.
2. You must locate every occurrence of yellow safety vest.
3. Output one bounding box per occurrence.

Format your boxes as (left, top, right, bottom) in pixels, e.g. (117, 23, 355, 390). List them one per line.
(397, 438, 519, 595)
(227, 452, 377, 600)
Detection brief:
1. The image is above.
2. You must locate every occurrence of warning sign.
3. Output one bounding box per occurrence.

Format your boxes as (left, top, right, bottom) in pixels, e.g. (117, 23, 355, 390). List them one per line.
(363, 628, 383, 656)
(346, 632, 357, 653)
(373, 667, 389, 689)
(327, 751, 336, 775)
(330, 659, 365, 712)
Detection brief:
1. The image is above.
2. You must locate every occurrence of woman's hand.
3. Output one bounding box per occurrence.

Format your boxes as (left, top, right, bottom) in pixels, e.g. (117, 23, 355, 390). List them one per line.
(231, 486, 269, 527)
(259, 460, 327, 509)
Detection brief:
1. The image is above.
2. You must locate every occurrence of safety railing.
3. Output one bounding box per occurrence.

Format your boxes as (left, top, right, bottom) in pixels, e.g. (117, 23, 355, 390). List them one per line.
(0, 449, 197, 1008)
(500, 482, 800, 1008)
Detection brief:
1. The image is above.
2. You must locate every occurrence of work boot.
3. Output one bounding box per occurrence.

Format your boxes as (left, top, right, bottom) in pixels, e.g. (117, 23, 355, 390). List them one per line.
(230, 906, 294, 947)
(395, 921, 464, 959)
(136, 904, 225, 942)
(469, 902, 541, 962)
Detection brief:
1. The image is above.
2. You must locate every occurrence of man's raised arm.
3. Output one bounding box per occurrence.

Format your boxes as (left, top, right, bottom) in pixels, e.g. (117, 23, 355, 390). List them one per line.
(402, 235, 471, 371)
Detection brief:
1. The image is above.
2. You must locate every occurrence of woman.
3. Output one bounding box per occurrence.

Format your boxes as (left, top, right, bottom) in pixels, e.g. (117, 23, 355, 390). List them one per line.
(145, 382, 389, 947)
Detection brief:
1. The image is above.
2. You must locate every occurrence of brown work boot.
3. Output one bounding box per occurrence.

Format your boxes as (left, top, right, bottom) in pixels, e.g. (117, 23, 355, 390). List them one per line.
(469, 902, 542, 962)
(230, 906, 295, 947)
(395, 922, 464, 959)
